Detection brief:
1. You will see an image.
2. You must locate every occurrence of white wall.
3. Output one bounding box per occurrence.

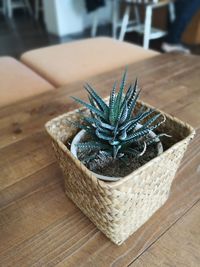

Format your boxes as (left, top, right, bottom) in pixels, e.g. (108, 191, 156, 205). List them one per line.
(43, 0, 112, 36)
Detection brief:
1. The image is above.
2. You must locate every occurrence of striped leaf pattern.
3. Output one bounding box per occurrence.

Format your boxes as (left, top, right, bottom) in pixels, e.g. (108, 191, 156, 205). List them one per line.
(71, 69, 168, 158)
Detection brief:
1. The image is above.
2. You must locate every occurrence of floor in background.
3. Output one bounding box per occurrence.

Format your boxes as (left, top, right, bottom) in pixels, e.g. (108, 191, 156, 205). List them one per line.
(0, 11, 200, 58)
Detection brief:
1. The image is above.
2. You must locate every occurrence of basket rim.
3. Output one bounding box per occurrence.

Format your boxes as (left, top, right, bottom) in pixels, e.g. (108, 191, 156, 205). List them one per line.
(45, 99, 195, 189)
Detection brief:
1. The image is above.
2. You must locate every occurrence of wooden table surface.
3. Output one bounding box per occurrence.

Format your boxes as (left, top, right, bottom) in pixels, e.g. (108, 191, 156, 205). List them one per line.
(0, 53, 200, 267)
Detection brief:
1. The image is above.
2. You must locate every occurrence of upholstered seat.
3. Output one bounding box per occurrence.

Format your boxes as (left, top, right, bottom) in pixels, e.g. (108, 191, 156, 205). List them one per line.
(21, 37, 159, 87)
(0, 57, 54, 107)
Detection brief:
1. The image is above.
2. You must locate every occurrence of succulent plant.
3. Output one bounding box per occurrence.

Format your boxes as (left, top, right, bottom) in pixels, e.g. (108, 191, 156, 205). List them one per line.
(71, 69, 169, 159)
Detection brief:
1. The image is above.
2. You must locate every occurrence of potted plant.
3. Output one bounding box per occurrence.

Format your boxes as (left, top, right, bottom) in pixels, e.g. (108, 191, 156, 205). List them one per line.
(45, 70, 195, 245)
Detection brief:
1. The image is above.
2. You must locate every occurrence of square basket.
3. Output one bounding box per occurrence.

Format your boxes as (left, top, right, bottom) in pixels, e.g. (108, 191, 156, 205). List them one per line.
(45, 100, 195, 245)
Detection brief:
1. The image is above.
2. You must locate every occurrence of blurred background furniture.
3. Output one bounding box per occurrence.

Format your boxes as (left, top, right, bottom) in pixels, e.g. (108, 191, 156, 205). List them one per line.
(119, 0, 175, 49)
(0, 37, 158, 106)
(0, 57, 54, 107)
(6, 0, 32, 18)
(34, 0, 43, 20)
(91, 0, 119, 38)
(20, 37, 159, 87)
(91, 0, 138, 39)
(0, 0, 6, 15)
(0, 0, 199, 59)
(92, 0, 175, 49)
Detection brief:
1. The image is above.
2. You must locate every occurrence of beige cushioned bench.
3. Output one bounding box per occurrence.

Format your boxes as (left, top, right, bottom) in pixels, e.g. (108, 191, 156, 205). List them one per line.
(21, 37, 159, 87)
(0, 57, 54, 108)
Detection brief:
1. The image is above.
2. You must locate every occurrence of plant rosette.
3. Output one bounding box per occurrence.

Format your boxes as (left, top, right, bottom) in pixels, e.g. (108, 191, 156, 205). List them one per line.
(68, 69, 168, 182)
(70, 123, 163, 182)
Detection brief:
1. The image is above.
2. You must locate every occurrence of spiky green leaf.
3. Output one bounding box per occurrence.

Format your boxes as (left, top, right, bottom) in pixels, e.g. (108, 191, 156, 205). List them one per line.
(139, 113, 161, 131)
(126, 108, 155, 133)
(127, 89, 140, 119)
(119, 101, 128, 124)
(109, 82, 117, 125)
(126, 78, 138, 104)
(72, 96, 106, 120)
(96, 125, 111, 135)
(69, 120, 95, 134)
(84, 83, 109, 114)
(123, 128, 150, 142)
(77, 141, 110, 151)
(148, 115, 166, 132)
(119, 129, 127, 140)
(115, 68, 127, 114)
(95, 129, 113, 141)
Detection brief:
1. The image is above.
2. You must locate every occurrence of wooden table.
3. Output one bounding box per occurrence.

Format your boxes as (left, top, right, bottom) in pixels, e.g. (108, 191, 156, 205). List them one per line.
(0, 53, 200, 267)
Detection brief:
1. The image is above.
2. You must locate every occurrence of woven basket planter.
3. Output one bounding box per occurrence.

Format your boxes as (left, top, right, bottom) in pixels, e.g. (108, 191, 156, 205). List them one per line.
(45, 100, 195, 245)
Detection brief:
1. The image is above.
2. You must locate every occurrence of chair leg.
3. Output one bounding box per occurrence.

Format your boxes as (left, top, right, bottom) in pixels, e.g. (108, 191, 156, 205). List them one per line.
(119, 5, 130, 41)
(35, 0, 39, 20)
(169, 1, 176, 23)
(143, 5, 152, 49)
(112, 0, 119, 39)
(2, 0, 7, 15)
(24, 0, 33, 16)
(6, 0, 12, 18)
(134, 4, 140, 25)
(91, 10, 99, 37)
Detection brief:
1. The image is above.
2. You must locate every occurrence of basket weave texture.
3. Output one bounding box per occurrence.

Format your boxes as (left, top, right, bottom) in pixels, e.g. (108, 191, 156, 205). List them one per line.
(45, 100, 195, 245)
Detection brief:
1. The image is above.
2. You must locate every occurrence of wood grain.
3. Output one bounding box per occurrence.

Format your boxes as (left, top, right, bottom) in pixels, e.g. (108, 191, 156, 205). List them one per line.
(0, 53, 200, 267)
(0, 131, 55, 191)
(130, 201, 200, 267)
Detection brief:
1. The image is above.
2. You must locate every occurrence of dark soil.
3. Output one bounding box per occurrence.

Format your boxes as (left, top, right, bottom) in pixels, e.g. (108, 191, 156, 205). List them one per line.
(77, 142, 158, 178)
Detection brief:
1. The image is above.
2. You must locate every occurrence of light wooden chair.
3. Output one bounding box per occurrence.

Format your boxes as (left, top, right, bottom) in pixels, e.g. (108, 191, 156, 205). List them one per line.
(119, 0, 176, 49)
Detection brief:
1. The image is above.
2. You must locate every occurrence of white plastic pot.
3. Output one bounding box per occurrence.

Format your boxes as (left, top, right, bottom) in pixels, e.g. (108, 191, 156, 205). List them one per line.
(71, 124, 163, 182)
